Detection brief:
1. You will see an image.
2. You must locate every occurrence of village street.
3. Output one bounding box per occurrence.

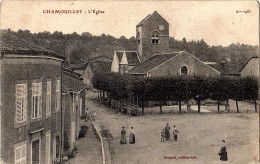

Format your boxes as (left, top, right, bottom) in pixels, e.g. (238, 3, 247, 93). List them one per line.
(66, 119, 103, 164)
(85, 92, 258, 164)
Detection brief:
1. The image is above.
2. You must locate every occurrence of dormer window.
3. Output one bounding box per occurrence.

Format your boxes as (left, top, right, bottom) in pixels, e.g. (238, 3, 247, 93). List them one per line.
(151, 31, 160, 44)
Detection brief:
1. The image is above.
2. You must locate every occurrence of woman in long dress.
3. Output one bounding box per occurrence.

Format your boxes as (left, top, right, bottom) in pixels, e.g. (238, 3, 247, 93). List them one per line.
(129, 127, 135, 144)
(120, 127, 127, 144)
(165, 123, 170, 140)
(218, 140, 228, 161)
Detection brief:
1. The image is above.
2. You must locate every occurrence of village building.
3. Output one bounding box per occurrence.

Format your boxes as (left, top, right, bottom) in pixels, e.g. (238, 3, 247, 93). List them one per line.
(62, 68, 86, 158)
(0, 31, 65, 164)
(239, 57, 259, 77)
(111, 51, 141, 74)
(84, 60, 112, 89)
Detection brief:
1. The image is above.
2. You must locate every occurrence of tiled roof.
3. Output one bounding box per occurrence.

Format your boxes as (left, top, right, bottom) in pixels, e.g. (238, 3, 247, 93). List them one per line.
(136, 14, 151, 27)
(115, 51, 140, 65)
(66, 63, 88, 71)
(0, 30, 64, 60)
(62, 72, 86, 93)
(136, 11, 169, 27)
(206, 63, 240, 75)
(89, 61, 112, 73)
(128, 52, 181, 74)
(239, 56, 259, 72)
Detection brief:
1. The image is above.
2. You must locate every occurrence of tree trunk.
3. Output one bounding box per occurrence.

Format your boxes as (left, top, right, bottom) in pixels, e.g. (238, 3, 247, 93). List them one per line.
(198, 100, 201, 113)
(236, 100, 239, 113)
(179, 101, 182, 113)
(159, 101, 163, 114)
(142, 100, 144, 115)
(102, 90, 105, 100)
(217, 101, 220, 113)
(226, 99, 229, 105)
(255, 100, 257, 112)
(99, 90, 101, 98)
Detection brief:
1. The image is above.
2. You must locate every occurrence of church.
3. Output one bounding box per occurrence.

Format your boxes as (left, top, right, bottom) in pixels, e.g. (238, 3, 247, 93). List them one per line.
(111, 11, 229, 77)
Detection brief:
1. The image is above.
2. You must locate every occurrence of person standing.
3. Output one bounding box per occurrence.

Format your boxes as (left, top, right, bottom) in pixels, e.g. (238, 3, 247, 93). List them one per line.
(120, 127, 127, 144)
(172, 125, 179, 142)
(165, 123, 170, 140)
(218, 140, 228, 161)
(161, 129, 165, 142)
(129, 127, 135, 144)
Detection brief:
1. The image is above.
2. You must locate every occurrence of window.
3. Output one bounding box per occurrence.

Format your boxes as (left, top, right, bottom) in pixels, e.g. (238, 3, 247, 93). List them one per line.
(32, 82, 42, 119)
(56, 136, 60, 159)
(180, 65, 189, 75)
(16, 83, 27, 123)
(55, 79, 60, 111)
(15, 144, 26, 164)
(137, 32, 140, 45)
(46, 80, 51, 117)
(151, 31, 160, 44)
(45, 131, 51, 164)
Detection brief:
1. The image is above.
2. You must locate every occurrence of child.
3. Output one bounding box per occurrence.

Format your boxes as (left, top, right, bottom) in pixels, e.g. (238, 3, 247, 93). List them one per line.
(161, 129, 165, 142)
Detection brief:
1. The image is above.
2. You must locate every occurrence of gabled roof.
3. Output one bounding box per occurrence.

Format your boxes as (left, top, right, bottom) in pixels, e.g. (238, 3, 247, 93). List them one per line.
(136, 11, 169, 27)
(0, 30, 65, 60)
(66, 63, 88, 71)
(88, 61, 112, 73)
(239, 56, 259, 72)
(128, 52, 181, 74)
(115, 51, 140, 65)
(62, 69, 86, 93)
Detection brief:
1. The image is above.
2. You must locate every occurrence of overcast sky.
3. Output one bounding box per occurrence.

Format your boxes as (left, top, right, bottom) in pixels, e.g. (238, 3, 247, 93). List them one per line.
(0, 0, 259, 46)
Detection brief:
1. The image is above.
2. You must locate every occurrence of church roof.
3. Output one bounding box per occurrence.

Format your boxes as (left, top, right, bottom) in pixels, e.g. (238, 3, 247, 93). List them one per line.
(115, 51, 140, 65)
(128, 52, 181, 74)
(136, 11, 169, 27)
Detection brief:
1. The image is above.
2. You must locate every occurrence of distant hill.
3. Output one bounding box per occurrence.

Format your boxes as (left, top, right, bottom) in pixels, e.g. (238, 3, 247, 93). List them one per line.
(1, 29, 258, 71)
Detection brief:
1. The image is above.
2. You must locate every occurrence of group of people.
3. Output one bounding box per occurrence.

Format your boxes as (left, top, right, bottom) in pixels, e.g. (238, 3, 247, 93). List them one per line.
(161, 123, 179, 142)
(120, 127, 135, 144)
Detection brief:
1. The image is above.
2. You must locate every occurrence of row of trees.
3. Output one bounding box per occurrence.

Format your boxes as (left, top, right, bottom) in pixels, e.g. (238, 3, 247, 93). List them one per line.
(93, 73, 258, 114)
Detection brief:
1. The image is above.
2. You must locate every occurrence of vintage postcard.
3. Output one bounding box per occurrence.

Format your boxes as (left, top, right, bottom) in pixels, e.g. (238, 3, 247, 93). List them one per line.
(0, 0, 259, 164)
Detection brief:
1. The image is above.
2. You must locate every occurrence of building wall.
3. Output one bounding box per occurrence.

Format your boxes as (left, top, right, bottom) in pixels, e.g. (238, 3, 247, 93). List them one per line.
(62, 90, 85, 155)
(241, 58, 259, 77)
(62, 92, 73, 152)
(149, 52, 220, 77)
(1, 56, 63, 164)
(137, 12, 169, 61)
(82, 65, 93, 88)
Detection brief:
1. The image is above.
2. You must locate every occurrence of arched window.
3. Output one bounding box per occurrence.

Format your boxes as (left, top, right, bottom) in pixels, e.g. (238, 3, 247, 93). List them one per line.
(151, 31, 160, 44)
(180, 65, 189, 75)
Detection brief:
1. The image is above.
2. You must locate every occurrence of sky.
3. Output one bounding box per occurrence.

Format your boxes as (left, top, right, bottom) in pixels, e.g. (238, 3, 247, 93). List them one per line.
(0, 0, 259, 46)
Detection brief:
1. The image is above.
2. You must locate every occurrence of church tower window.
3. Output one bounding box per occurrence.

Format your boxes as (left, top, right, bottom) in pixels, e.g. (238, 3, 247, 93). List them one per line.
(151, 31, 160, 44)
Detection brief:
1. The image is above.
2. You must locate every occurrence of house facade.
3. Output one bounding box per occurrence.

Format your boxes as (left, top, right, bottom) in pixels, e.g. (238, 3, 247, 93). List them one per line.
(239, 57, 259, 77)
(84, 61, 112, 89)
(0, 32, 65, 164)
(62, 69, 86, 157)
